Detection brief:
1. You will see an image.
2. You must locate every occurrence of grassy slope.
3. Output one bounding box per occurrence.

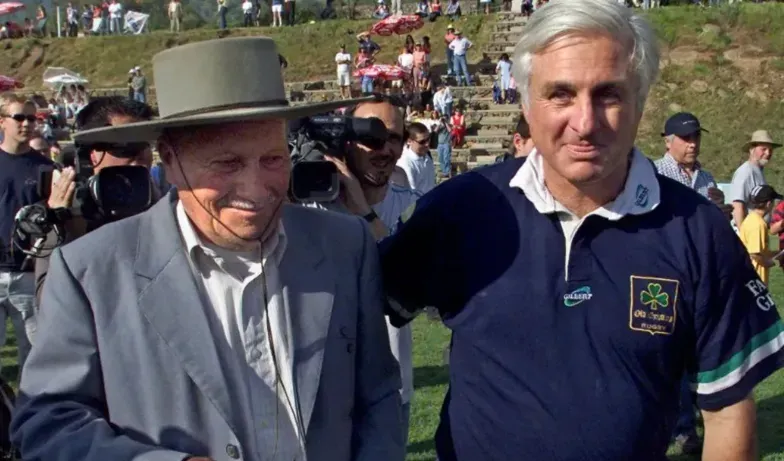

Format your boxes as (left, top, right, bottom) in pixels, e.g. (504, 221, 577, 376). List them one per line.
(637, 4, 784, 188)
(0, 15, 490, 88)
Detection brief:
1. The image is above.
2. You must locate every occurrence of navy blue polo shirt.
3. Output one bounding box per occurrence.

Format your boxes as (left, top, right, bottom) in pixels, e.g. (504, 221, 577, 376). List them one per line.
(0, 149, 52, 272)
(380, 149, 784, 460)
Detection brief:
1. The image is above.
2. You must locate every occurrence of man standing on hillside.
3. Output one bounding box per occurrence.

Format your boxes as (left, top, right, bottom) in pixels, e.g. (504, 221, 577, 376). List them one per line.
(380, 1, 784, 459)
(444, 24, 457, 77)
(448, 30, 472, 86)
(131, 66, 147, 104)
(168, 0, 182, 32)
(335, 44, 352, 99)
(729, 130, 781, 230)
(108, 0, 123, 35)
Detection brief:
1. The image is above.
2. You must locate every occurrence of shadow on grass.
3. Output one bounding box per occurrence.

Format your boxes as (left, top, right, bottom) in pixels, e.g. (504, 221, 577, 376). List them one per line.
(758, 391, 784, 457)
(407, 439, 436, 461)
(414, 365, 448, 390)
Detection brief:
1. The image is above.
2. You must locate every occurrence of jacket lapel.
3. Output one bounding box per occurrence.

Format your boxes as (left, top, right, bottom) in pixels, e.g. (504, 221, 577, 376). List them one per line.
(133, 193, 237, 435)
(279, 206, 335, 432)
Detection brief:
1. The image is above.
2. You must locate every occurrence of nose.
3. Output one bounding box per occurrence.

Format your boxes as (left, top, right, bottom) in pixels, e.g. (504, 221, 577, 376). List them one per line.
(569, 94, 598, 139)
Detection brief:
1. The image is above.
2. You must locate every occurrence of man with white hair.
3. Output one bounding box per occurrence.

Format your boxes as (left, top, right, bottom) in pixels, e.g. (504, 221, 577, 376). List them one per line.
(379, 0, 784, 460)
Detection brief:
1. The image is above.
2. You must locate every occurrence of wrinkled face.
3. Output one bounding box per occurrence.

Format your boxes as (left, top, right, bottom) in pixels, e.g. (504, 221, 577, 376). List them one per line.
(751, 144, 774, 167)
(347, 102, 405, 188)
(524, 34, 640, 185)
(665, 132, 701, 167)
(161, 120, 290, 251)
(91, 114, 154, 172)
(0, 102, 37, 145)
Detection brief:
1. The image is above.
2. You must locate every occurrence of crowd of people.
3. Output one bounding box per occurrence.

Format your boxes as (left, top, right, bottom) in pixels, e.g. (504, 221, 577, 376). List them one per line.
(2, 1, 784, 461)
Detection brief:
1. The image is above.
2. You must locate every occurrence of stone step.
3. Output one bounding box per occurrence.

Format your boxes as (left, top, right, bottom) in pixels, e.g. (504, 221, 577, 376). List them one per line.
(495, 12, 526, 21)
(449, 85, 494, 98)
(484, 41, 518, 53)
(491, 32, 522, 43)
(465, 108, 521, 121)
(482, 50, 514, 61)
(465, 137, 508, 148)
(492, 23, 524, 33)
(471, 116, 518, 125)
(495, 19, 528, 27)
(474, 128, 512, 136)
(431, 147, 508, 158)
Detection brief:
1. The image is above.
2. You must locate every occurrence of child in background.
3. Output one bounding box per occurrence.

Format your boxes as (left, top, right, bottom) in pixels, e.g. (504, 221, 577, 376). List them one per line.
(740, 185, 783, 285)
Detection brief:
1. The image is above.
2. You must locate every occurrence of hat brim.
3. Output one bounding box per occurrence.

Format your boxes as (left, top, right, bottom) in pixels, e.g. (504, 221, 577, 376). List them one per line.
(743, 141, 783, 151)
(73, 97, 375, 144)
(660, 127, 708, 137)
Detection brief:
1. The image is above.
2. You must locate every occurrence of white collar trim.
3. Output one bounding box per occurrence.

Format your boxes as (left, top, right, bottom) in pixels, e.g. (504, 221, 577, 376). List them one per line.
(509, 147, 660, 220)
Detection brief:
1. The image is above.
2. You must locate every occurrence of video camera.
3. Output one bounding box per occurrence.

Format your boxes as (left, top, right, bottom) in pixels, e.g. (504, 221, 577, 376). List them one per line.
(289, 115, 388, 202)
(12, 142, 154, 257)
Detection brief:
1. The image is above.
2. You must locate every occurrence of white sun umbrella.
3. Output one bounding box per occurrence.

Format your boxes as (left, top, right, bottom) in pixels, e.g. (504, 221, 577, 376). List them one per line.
(42, 67, 89, 88)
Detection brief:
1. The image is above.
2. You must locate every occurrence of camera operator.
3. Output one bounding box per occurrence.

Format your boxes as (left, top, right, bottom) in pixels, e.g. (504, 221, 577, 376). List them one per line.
(308, 98, 421, 447)
(34, 96, 156, 304)
(0, 93, 53, 371)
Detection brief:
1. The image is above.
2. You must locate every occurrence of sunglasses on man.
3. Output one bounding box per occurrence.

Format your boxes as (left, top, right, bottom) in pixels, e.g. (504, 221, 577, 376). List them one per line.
(3, 113, 37, 123)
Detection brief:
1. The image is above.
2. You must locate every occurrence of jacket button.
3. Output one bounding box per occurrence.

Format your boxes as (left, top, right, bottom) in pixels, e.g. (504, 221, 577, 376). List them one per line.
(226, 444, 240, 459)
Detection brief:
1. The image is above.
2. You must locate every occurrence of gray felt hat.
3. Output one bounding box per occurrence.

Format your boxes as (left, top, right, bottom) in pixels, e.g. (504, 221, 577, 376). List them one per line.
(74, 37, 372, 144)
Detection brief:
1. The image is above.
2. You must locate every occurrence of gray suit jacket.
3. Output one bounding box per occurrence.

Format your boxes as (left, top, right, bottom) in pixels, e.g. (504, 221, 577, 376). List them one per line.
(11, 193, 404, 461)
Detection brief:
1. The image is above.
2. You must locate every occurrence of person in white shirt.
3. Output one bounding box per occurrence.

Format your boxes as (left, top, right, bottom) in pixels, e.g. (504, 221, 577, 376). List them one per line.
(396, 47, 415, 94)
(242, 0, 254, 26)
(108, 0, 123, 35)
(397, 122, 436, 194)
(168, 0, 183, 32)
(335, 44, 352, 99)
(448, 30, 473, 86)
(432, 83, 453, 118)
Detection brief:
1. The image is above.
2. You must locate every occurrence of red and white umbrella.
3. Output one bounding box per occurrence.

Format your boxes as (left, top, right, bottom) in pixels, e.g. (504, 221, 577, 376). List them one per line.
(353, 64, 410, 81)
(0, 2, 25, 16)
(369, 15, 423, 36)
(0, 75, 23, 92)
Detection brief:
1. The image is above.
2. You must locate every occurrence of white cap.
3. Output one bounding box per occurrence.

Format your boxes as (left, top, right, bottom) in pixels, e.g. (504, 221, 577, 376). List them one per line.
(128, 68, 135, 73)
(134, 66, 141, 71)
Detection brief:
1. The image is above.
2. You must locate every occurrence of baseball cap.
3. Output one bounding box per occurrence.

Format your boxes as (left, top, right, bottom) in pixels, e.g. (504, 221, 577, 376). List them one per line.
(750, 184, 783, 205)
(661, 112, 708, 137)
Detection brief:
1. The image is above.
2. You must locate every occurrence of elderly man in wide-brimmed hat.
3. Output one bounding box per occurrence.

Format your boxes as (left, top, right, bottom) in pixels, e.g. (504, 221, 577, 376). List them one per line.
(729, 129, 782, 229)
(10, 37, 405, 461)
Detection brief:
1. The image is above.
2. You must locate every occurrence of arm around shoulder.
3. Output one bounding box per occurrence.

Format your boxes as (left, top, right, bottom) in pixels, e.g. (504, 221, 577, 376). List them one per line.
(11, 248, 190, 461)
(351, 217, 405, 461)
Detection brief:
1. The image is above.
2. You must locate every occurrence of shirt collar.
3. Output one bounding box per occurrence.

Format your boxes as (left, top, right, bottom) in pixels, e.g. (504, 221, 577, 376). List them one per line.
(509, 147, 660, 220)
(176, 200, 287, 267)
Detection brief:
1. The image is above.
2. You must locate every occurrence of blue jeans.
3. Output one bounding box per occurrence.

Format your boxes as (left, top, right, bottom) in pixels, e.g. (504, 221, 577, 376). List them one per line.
(218, 7, 227, 29)
(361, 76, 374, 94)
(110, 17, 121, 34)
(437, 143, 452, 176)
(0, 271, 36, 375)
(673, 377, 697, 437)
(452, 54, 471, 86)
(134, 91, 146, 104)
(446, 48, 454, 75)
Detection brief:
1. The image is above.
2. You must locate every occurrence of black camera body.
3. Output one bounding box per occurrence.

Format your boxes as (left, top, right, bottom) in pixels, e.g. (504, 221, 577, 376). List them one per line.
(38, 143, 153, 223)
(289, 115, 388, 202)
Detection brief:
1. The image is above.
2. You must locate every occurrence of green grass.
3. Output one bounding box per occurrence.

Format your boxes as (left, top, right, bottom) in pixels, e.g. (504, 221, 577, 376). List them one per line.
(2, 259, 784, 459)
(0, 14, 490, 88)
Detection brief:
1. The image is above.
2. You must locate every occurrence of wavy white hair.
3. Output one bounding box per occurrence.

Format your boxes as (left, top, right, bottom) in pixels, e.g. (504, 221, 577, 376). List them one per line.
(512, 0, 660, 112)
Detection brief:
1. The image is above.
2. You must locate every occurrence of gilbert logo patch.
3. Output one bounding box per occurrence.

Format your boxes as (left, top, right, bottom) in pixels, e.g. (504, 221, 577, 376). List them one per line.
(563, 286, 593, 307)
(635, 185, 649, 207)
(629, 276, 679, 335)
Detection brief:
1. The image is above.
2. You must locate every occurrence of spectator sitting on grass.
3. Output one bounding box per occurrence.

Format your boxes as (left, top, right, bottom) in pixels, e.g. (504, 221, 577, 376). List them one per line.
(373, 0, 390, 19)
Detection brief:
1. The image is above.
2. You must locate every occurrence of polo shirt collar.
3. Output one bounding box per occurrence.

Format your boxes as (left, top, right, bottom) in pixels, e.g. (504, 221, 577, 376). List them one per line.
(509, 147, 660, 220)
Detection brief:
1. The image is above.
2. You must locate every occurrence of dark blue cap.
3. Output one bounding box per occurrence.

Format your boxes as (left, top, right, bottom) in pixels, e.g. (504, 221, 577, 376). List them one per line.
(661, 112, 708, 137)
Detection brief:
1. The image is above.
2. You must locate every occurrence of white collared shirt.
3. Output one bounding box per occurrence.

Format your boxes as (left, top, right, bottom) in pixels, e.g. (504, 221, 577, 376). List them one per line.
(176, 201, 306, 461)
(397, 146, 436, 195)
(509, 148, 660, 280)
